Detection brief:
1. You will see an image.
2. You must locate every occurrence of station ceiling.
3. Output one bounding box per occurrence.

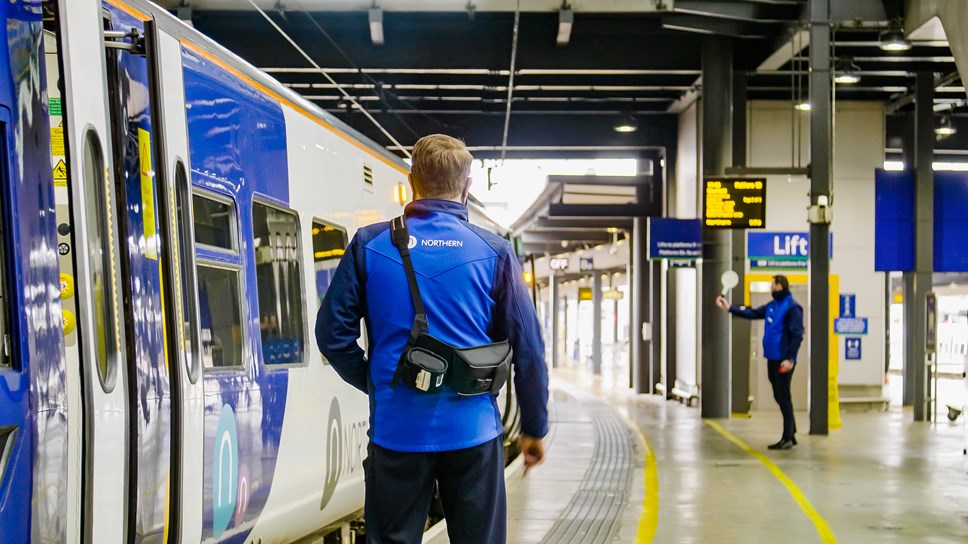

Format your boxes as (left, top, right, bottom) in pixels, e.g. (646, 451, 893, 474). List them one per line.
(160, 0, 966, 161)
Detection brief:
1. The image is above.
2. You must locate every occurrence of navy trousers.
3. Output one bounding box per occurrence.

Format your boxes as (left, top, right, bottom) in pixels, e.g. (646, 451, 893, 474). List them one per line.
(364, 436, 506, 544)
(767, 359, 797, 440)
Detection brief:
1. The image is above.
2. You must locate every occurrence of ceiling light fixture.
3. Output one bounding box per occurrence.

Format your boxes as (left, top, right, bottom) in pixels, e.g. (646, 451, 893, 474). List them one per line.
(557, 6, 574, 47)
(369, 4, 384, 46)
(795, 102, 811, 111)
(833, 57, 861, 84)
(613, 114, 637, 133)
(879, 28, 912, 52)
(936, 115, 957, 139)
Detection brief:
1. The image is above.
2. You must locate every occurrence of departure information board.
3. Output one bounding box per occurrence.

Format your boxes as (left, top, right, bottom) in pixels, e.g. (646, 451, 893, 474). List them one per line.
(703, 177, 767, 229)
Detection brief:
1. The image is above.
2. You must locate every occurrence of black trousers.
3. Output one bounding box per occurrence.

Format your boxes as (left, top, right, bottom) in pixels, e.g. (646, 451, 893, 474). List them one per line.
(364, 436, 506, 544)
(767, 359, 797, 440)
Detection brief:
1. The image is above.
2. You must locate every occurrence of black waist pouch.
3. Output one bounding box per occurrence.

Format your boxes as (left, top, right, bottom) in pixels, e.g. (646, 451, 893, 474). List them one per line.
(400, 333, 512, 396)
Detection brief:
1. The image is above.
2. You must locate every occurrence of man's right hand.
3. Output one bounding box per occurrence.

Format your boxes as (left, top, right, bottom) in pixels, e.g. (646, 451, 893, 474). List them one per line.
(518, 435, 545, 475)
(715, 296, 731, 312)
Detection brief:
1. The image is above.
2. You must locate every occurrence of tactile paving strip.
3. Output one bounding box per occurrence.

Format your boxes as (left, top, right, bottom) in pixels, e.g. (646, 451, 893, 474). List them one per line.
(539, 396, 635, 544)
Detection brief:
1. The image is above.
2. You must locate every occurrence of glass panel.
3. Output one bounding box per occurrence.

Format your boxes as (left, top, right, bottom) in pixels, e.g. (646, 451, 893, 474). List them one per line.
(174, 163, 200, 382)
(253, 203, 305, 365)
(312, 221, 347, 305)
(192, 195, 234, 250)
(83, 131, 118, 390)
(197, 265, 242, 368)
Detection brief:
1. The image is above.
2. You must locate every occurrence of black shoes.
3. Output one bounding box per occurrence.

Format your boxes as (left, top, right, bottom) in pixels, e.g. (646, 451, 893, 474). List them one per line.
(768, 438, 795, 450)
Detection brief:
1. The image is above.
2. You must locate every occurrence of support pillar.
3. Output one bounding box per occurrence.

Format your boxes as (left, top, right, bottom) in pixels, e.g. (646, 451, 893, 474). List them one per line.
(730, 70, 751, 416)
(551, 275, 561, 369)
(700, 35, 733, 418)
(912, 71, 934, 421)
(666, 268, 678, 399)
(808, 0, 831, 435)
(593, 270, 603, 375)
(632, 212, 652, 394)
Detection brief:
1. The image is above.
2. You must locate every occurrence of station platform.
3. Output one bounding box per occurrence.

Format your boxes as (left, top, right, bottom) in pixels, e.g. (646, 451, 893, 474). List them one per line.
(430, 365, 968, 543)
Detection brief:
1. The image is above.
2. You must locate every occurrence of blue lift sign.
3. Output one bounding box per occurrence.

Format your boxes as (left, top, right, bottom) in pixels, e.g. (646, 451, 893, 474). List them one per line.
(845, 338, 862, 360)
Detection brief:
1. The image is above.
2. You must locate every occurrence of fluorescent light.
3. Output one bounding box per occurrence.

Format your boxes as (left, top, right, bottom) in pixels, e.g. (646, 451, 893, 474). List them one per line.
(795, 102, 811, 111)
(834, 72, 860, 84)
(557, 8, 574, 47)
(883, 161, 904, 171)
(882, 161, 968, 172)
(369, 7, 384, 46)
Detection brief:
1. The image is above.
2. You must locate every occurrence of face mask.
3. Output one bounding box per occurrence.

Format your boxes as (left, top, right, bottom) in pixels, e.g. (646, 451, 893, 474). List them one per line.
(772, 290, 788, 301)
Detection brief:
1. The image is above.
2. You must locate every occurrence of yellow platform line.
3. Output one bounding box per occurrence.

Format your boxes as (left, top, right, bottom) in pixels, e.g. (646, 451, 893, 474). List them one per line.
(705, 420, 838, 544)
(632, 425, 659, 543)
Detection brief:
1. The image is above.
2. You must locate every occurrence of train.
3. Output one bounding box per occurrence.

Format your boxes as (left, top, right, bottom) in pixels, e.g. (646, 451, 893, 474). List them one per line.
(0, 0, 520, 542)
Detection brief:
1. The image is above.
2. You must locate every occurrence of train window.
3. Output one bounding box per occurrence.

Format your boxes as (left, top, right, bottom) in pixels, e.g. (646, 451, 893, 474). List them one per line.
(192, 195, 235, 250)
(196, 263, 243, 369)
(82, 130, 120, 391)
(312, 220, 348, 305)
(252, 202, 306, 366)
(174, 162, 201, 382)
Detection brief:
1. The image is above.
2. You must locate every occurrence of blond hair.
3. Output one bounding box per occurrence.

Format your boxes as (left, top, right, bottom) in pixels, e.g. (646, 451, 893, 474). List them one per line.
(410, 134, 473, 199)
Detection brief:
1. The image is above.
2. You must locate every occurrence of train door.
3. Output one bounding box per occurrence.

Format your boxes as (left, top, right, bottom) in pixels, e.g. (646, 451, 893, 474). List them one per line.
(100, 2, 194, 542)
(54, 0, 131, 541)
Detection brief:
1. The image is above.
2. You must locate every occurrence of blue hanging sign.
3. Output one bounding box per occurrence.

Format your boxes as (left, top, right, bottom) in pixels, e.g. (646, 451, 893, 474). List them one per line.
(834, 317, 868, 335)
(840, 294, 856, 318)
(648, 218, 702, 260)
(748, 231, 833, 270)
(845, 337, 862, 360)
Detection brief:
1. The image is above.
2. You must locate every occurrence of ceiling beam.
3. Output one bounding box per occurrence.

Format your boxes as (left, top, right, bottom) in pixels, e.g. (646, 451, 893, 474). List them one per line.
(548, 203, 656, 217)
(534, 217, 633, 229)
(521, 231, 612, 244)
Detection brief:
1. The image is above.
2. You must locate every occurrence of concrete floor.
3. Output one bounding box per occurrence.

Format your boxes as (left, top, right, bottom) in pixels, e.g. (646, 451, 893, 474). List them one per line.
(562, 367, 968, 543)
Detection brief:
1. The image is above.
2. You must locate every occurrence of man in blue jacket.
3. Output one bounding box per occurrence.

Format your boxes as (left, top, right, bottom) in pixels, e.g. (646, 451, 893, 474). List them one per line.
(716, 275, 804, 450)
(316, 134, 549, 543)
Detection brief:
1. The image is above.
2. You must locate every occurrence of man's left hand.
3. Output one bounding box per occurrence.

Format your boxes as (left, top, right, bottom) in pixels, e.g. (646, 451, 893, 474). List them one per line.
(779, 360, 794, 374)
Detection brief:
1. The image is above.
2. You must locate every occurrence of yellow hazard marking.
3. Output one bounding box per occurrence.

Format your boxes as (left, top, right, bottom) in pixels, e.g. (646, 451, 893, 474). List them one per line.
(138, 128, 158, 260)
(50, 127, 64, 156)
(633, 425, 659, 543)
(59, 273, 74, 299)
(704, 420, 838, 543)
(62, 309, 76, 335)
(53, 159, 67, 187)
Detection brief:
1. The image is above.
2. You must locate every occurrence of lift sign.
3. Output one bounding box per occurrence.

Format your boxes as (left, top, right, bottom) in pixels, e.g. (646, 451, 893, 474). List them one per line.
(703, 177, 767, 229)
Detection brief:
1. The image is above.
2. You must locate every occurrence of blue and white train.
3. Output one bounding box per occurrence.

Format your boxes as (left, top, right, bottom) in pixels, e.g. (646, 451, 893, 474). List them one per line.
(0, 0, 520, 542)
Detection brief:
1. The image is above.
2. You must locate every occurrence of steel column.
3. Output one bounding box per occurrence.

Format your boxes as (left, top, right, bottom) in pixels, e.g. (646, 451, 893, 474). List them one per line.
(551, 275, 561, 369)
(913, 71, 934, 421)
(700, 35, 733, 418)
(632, 214, 652, 393)
(730, 70, 751, 416)
(666, 267, 678, 399)
(808, 0, 831, 435)
(593, 271, 603, 375)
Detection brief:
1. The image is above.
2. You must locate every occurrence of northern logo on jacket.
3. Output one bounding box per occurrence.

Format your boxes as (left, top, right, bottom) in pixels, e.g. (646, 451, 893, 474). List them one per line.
(406, 235, 464, 249)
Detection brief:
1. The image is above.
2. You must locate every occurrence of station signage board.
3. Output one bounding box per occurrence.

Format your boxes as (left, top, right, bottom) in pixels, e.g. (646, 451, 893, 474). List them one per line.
(648, 218, 702, 259)
(550, 258, 569, 270)
(578, 287, 593, 301)
(703, 177, 766, 229)
(747, 231, 833, 270)
(579, 257, 594, 273)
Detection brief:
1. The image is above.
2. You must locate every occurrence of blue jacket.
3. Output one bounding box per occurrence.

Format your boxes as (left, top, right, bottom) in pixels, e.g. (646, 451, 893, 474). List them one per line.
(315, 199, 549, 452)
(729, 293, 804, 362)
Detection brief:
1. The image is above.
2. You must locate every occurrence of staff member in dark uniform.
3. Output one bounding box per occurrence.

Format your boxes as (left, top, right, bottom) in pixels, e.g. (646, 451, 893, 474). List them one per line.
(316, 134, 549, 543)
(716, 275, 804, 450)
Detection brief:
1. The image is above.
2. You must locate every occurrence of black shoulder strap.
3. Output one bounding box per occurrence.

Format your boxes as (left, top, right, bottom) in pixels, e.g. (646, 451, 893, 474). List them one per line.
(390, 215, 429, 342)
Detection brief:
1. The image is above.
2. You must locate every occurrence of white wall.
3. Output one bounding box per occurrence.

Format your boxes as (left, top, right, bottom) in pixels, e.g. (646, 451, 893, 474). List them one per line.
(748, 100, 886, 388)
